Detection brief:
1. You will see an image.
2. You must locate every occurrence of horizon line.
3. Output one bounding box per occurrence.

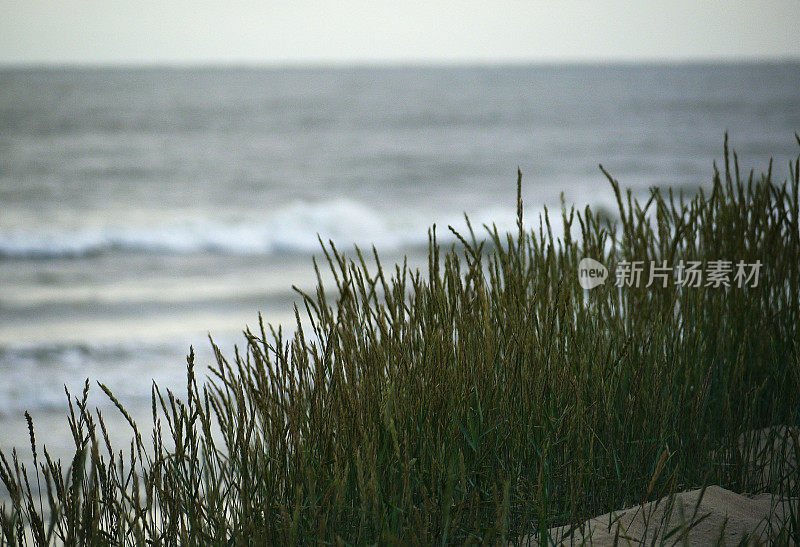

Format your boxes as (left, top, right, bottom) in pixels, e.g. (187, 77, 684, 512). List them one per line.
(2, 55, 800, 71)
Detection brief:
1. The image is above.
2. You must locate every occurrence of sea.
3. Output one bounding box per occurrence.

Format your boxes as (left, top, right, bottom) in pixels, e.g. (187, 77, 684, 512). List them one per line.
(1, 63, 799, 458)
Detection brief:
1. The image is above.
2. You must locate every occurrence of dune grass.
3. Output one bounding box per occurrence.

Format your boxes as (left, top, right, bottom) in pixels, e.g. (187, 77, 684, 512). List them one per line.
(1, 136, 799, 545)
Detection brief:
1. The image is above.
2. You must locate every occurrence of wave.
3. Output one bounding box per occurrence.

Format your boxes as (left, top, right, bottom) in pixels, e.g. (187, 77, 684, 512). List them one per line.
(0, 337, 233, 416)
(0, 200, 525, 260)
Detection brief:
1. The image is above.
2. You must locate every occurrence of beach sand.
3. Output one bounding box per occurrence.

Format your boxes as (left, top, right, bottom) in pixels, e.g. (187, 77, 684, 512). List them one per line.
(544, 485, 791, 546)
(521, 427, 798, 545)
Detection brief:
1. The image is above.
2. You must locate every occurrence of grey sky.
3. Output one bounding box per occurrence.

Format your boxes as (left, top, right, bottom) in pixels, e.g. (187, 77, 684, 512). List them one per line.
(2, 0, 799, 66)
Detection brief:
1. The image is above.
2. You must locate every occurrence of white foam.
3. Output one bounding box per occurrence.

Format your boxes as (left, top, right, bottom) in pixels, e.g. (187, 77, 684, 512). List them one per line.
(0, 199, 540, 259)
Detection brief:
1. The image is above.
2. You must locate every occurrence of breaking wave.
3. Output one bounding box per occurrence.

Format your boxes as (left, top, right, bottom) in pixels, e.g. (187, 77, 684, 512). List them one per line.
(0, 199, 524, 259)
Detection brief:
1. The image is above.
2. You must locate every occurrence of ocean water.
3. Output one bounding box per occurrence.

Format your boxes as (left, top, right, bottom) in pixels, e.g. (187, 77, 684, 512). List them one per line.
(1, 63, 799, 455)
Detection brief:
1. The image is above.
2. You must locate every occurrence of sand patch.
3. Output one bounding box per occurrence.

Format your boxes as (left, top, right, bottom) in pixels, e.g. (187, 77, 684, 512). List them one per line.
(518, 427, 798, 545)
(541, 486, 792, 546)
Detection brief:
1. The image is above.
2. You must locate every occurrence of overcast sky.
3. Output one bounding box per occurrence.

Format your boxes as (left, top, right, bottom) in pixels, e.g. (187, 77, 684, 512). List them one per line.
(2, 0, 799, 66)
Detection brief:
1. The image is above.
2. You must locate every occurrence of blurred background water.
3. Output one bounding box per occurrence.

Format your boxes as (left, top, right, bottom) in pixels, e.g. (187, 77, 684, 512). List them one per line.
(1, 63, 799, 456)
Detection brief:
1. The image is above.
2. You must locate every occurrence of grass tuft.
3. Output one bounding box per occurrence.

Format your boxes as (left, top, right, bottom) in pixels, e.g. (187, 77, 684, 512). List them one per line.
(2, 136, 799, 544)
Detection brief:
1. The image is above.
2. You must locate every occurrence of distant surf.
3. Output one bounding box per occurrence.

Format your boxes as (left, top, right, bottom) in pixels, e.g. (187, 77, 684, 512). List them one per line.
(0, 199, 525, 259)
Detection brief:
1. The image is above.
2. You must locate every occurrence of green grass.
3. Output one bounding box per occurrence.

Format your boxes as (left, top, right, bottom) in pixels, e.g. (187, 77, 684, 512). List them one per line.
(2, 136, 799, 545)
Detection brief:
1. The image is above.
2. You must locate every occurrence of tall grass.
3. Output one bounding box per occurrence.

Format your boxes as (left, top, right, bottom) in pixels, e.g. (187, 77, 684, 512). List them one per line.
(2, 136, 799, 544)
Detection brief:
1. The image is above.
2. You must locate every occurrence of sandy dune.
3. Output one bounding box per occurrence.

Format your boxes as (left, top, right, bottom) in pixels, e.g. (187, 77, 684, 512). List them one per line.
(519, 427, 798, 545)
(544, 485, 791, 546)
